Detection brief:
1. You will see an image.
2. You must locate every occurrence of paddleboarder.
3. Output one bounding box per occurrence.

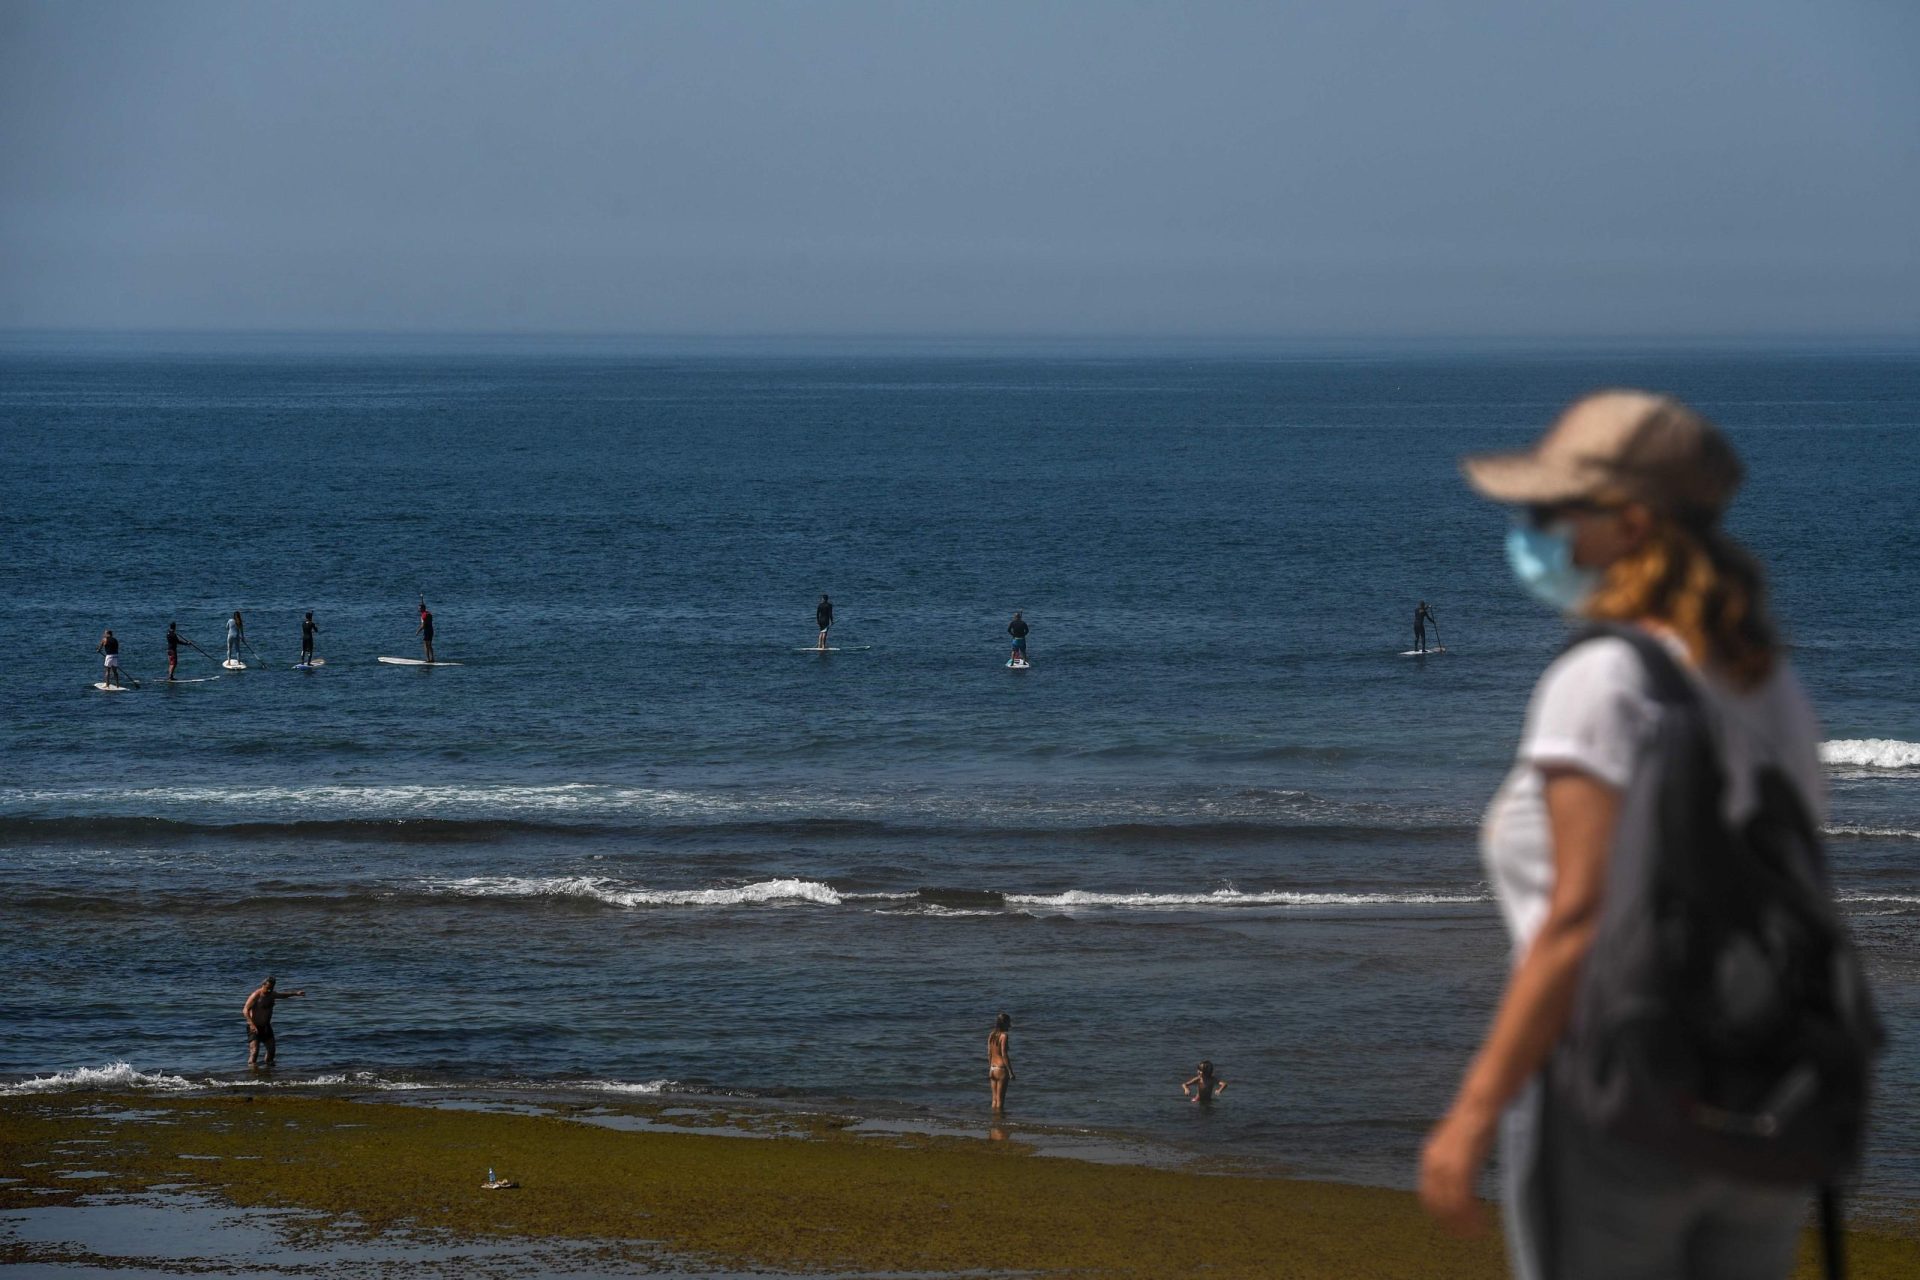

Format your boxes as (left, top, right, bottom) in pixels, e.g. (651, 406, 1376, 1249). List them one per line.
(816, 594, 834, 649)
(299, 611, 319, 666)
(165, 621, 199, 681)
(416, 596, 435, 663)
(225, 611, 246, 664)
(1007, 611, 1030, 664)
(96, 628, 123, 688)
(1414, 601, 1440, 653)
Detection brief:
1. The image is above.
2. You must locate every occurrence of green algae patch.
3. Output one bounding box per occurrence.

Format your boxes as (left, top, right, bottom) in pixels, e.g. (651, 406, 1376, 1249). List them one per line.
(3, 1095, 1914, 1279)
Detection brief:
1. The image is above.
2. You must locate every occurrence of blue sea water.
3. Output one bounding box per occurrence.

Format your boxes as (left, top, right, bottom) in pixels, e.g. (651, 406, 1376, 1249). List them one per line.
(1, 339, 1916, 1201)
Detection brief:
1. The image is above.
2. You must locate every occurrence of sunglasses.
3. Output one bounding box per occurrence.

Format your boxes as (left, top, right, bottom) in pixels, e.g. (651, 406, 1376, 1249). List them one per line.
(1523, 499, 1625, 530)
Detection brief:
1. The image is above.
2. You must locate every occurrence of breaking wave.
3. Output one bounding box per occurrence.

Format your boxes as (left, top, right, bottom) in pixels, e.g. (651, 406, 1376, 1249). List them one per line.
(1821, 739, 1920, 771)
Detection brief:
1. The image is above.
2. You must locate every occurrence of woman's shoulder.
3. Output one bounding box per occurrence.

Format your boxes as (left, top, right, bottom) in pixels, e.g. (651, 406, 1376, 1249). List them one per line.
(1533, 633, 1653, 699)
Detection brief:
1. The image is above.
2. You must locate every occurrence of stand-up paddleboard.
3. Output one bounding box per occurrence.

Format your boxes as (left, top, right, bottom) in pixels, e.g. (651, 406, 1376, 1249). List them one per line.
(163, 677, 219, 685)
(1007, 658, 1031, 670)
(92, 682, 135, 692)
(1399, 647, 1449, 657)
(292, 661, 322, 671)
(795, 645, 872, 653)
(222, 658, 247, 670)
(377, 657, 463, 666)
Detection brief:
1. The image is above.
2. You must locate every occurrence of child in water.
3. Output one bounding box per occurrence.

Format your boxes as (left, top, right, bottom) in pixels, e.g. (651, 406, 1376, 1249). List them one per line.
(1182, 1060, 1226, 1102)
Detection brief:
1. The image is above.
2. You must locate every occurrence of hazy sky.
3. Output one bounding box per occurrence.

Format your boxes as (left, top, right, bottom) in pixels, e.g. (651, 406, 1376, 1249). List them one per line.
(2, 0, 1916, 339)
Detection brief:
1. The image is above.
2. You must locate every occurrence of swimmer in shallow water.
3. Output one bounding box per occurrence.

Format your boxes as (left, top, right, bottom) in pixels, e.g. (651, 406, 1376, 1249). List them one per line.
(1182, 1059, 1227, 1102)
(988, 1011, 1013, 1111)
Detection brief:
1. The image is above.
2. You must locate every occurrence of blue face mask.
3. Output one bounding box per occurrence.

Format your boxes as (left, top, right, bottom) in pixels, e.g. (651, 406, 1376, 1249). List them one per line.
(1505, 524, 1600, 613)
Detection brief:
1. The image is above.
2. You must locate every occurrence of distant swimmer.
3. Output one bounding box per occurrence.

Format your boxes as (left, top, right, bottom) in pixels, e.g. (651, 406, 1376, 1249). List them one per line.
(816, 594, 834, 649)
(299, 611, 319, 665)
(1007, 611, 1030, 664)
(988, 1011, 1014, 1111)
(165, 621, 200, 681)
(1413, 601, 1440, 654)
(1182, 1059, 1227, 1103)
(226, 611, 246, 663)
(243, 976, 305, 1067)
(416, 596, 435, 663)
(95, 628, 123, 688)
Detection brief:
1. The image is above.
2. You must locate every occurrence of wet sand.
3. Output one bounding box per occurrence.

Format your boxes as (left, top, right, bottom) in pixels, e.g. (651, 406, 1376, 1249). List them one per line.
(3, 1093, 1914, 1277)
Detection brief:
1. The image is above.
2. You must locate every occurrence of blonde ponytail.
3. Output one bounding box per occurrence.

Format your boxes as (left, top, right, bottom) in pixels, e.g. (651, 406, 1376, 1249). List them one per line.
(1582, 517, 1777, 689)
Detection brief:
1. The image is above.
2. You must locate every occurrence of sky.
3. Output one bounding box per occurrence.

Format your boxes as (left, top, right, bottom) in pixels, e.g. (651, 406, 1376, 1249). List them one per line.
(1, 0, 1916, 341)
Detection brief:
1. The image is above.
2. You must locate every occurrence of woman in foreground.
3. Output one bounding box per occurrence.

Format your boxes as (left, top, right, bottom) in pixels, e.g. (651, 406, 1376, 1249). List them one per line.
(1421, 391, 1829, 1278)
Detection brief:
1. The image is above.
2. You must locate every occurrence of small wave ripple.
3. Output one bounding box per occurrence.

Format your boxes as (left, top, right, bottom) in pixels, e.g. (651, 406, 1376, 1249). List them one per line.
(435, 875, 856, 908)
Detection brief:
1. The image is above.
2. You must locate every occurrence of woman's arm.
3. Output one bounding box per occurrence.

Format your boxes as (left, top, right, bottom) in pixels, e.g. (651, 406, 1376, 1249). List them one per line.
(1418, 767, 1620, 1234)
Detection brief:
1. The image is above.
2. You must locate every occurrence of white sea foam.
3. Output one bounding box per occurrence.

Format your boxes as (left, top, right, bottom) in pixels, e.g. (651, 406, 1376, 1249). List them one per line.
(1827, 826, 1920, 841)
(434, 875, 848, 908)
(1839, 891, 1920, 906)
(578, 1079, 674, 1095)
(1006, 888, 1486, 909)
(1820, 739, 1920, 770)
(0, 1062, 194, 1096)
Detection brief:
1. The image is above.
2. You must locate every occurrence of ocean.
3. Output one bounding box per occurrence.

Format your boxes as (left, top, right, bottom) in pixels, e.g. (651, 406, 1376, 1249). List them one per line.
(2, 340, 1915, 1203)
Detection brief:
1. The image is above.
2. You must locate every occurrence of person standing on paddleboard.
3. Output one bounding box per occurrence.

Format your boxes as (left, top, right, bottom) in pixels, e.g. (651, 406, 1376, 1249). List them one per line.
(1008, 611, 1030, 664)
(1414, 601, 1439, 653)
(816, 594, 834, 649)
(416, 596, 435, 663)
(299, 612, 319, 666)
(225, 611, 246, 664)
(165, 621, 194, 681)
(96, 628, 122, 688)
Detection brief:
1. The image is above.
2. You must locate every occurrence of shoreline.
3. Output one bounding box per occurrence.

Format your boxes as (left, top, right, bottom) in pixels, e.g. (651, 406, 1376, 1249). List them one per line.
(5, 1093, 1915, 1278)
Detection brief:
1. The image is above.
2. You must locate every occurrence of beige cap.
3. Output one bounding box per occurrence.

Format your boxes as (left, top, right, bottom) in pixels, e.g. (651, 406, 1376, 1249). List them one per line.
(1460, 390, 1742, 520)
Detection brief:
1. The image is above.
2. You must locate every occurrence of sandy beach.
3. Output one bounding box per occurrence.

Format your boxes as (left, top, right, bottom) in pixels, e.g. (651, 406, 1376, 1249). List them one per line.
(4, 1093, 1915, 1277)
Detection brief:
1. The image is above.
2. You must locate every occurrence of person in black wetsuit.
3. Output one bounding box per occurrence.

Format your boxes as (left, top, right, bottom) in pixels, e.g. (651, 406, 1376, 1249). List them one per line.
(1413, 601, 1439, 653)
(299, 612, 319, 665)
(416, 596, 435, 663)
(815, 594, 834, 649)
(1007, 611, 1030, 664)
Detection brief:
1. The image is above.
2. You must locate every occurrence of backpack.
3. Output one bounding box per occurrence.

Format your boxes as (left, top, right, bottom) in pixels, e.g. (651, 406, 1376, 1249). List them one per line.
(1548, 626, 1882, 1192)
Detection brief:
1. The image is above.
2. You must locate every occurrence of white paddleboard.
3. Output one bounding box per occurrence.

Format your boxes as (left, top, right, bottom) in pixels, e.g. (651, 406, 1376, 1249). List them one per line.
(292, 662, 321, 671)
(164, 677, 219, 684)
(796, 645, 872, 653)
(1399, 647, 1448, 657)
(377, 657, 463, 666)
(92, 682, 134, 692)
(1007, 658, 1031, 670)
(222, 659, 247, 670)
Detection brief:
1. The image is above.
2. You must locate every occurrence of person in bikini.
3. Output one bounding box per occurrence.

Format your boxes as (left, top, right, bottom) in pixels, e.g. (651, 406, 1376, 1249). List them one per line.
(988, 1011, 1014, 1111)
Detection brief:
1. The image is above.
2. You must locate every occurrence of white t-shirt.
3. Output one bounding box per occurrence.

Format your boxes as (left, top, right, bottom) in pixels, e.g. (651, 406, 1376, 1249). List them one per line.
(1480, 631, 1826, 959)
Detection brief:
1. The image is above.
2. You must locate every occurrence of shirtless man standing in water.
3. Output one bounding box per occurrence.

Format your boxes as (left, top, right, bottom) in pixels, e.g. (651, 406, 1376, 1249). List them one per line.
(987, 1012, 1013, 1111)
(243, 977, 305, 1067)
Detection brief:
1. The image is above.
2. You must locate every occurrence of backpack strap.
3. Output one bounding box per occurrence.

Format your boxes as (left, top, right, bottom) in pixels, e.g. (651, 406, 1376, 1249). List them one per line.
(1561, 624, 1698, 707)
(1820, 1185, 1846, 1280)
